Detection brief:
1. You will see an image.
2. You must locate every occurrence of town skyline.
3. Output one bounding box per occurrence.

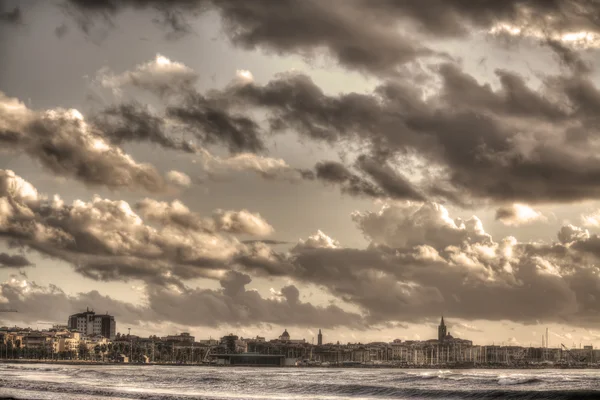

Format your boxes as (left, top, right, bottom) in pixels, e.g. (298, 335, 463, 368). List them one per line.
(3, 0, 600, 350)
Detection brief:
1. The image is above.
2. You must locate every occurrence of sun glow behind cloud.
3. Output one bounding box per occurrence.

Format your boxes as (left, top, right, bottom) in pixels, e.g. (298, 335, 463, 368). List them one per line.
(490, 24, 600, 48)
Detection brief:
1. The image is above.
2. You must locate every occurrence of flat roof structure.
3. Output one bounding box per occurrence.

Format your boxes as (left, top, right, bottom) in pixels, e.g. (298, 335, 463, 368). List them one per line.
(212, 353, 285, 366)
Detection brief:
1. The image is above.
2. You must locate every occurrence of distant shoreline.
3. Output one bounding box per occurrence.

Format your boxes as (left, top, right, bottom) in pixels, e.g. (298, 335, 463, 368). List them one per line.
(2, 359, 600, 369)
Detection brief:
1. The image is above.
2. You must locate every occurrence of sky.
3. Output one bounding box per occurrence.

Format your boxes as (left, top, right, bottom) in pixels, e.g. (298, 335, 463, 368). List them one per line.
(3, 0, 600, 348)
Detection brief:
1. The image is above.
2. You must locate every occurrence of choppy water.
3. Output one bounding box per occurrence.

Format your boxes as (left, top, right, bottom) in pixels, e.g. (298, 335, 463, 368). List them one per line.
(1, 364, 600, 399)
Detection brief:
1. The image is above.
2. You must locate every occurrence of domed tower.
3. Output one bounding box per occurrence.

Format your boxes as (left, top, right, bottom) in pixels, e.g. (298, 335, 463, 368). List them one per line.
(279, 329, 290, 341)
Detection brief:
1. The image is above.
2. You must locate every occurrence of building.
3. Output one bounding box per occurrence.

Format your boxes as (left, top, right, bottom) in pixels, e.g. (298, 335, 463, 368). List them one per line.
(317, 329, 323, 346)
(162, 332, 195, 343)
(438, 316, 447, 341)
(213, 353, 286, 366)
(67, 308, 116, 340)
(275, 329, 305, 344)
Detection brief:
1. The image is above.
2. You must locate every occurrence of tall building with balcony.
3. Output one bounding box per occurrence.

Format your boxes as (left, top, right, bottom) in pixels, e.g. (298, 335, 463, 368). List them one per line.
(67, 308, 116, 340)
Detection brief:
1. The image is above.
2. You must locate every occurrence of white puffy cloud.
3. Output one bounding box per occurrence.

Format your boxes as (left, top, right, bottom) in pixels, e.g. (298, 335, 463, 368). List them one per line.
(198, 148, 309, 182)
(293, 230, 340, 252)
(582, 209, 600, 227)
(558, 224, 590, 244)
(0, 170, 281, 285)
(212, 209, 274, 237)
(136, 199, 274, 237)
(351, 202, 490, 250)
(166, 170, 192, 187)
(97, 54, 198, 96)
(495, 204, 547, 226)
(0, 92, 167, 192)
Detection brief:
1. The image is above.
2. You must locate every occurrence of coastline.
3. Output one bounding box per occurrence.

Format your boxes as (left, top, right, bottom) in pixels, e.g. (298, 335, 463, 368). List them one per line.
(2, 359, 600, 369)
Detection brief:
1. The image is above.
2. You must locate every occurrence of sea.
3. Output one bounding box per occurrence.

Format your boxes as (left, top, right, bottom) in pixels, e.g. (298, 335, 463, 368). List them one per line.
(1, 363, 599, 400)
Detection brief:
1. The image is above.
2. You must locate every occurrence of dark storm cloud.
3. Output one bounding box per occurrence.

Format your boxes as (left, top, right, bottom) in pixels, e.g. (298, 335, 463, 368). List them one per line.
(61, 0, 205, 38)
(213, 0, 435, 76)
(0, 252, 32, 268)
(313, 158, 424, 201)
(214, 51, 600, 204)
(0, 0, 21, 25)
(315, 161, 383, 199)
(93, 103, 199, 153)
(544, 39, 593, 75)
(166, 93, 265, 153)
(60, 0, 600, 76)
(62, 0, 434, 76)
(0, 272, 366, 329)
(355, 155, 425, 201)
(148, 271, 365, 328)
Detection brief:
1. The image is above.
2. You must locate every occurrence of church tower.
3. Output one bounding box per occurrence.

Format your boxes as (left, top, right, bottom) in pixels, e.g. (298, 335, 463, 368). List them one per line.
(317, 329, 323, 345)
(438, 316, 447, 341)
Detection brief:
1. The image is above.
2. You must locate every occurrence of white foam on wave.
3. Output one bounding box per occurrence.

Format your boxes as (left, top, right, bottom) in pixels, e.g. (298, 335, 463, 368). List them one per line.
(497, 374, 542, 386)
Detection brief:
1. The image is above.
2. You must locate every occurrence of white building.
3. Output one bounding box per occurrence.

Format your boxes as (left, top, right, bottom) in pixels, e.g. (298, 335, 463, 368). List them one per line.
(67, 308, 116, 340)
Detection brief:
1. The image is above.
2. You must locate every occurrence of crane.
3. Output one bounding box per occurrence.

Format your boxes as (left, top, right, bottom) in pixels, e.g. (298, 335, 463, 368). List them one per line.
(203, 346, 214, 364)
(561, 343, 586, 363)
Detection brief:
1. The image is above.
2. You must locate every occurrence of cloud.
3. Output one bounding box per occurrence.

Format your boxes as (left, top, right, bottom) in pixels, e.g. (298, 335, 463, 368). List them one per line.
(135, 199, 273, 237)
(63, 0, 436, 76)
(0, 1, 20, 25)
(582, 210, 600, 227)
(352, 202, 489, 250)
(199, 149, 310, 182)
(59, 1, 600, 76)
(0, 252, 32, 268)
(292, 230, 340, 252)
(97, 53, 198, 96)
(166, 170, 191, 188)
(212, 209, 274, 237)
(0, 92, 167, 192)
(165, 93, 265, 153)
(495, 204, 547, 226)
(212, 55, 600, 205)
(93, 103, 199, 154)
(0, 274, 366, 330)
(0, 170, 280, 285)
(279, 202, 600, 327)
(93, 55, 264, 154)
(314, 157, 424, 201)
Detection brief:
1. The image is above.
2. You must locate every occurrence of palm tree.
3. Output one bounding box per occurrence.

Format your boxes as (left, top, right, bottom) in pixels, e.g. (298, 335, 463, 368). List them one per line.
(94, 345, 101, 361)
(100, 344, 107, 362)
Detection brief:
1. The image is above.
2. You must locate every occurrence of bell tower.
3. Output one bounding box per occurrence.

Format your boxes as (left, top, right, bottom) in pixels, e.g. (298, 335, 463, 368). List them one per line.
(438, 316, 447, 341)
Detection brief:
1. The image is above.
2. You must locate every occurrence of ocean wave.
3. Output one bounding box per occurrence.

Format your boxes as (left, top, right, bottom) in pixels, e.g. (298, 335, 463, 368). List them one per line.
(497, 376, 543, 386)
(1, 376, 600, 400)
